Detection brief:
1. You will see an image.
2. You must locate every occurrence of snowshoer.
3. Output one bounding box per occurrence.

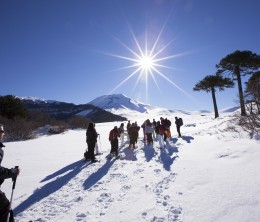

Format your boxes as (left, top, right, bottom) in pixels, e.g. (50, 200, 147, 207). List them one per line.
(119, 123, 126, 147)
(86, 122, 98, 163)
(158, 122, 165, 149)
(129, 123, 140, 148)
(175, 116, 183, 137)
(109, 126, 120, 158)
(144, 119, 154, 145)
(0, 124, 20, 222)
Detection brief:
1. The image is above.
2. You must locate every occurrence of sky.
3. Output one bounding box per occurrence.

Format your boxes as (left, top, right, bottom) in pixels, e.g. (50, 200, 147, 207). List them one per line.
(2, 109, 260, 221)
(1, 0, 260, 111)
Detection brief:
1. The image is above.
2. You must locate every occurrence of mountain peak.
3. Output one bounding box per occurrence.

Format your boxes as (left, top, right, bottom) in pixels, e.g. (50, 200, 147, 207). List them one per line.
(88, 94, 150, 113)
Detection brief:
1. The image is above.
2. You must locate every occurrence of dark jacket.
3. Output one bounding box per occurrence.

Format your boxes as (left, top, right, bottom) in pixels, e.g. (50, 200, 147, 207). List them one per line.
(86, 128, 98, 144)
(0, 147, 17, 186)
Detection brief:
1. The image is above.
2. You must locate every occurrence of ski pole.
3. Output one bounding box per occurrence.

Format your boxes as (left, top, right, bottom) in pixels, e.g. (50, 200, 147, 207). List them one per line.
(8, 166, 19, 222)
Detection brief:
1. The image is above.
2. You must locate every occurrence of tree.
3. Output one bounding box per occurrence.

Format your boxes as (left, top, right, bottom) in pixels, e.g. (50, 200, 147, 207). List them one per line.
(216, 50, 260, 116)
(0, 95, 27, 119)
(193, 75, 234, 118)
(245, 71, 260, 113)
(238, 71, 260, 134)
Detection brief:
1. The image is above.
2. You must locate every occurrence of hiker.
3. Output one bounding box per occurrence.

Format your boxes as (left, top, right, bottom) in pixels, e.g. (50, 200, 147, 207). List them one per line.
(129, 123, 140, 149)
(158, 122, 165, 149)
(0, 124, 20, 222)
(119, 123, 125, 146)
(164, 118, 172, 139)
(141, 121, 146, 142)
(86, 122, 98, 163)
(144, 119, 154, 145)
(160, 117, 167, 141)
(126, 120, 131, 142)
(109, 126, 120, 157)
(175, 116, 183, 137)
(154, 121, 160, 141)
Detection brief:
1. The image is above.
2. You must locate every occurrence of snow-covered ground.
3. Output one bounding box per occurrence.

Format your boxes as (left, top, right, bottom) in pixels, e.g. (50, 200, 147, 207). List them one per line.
(1, 111, 260, 222)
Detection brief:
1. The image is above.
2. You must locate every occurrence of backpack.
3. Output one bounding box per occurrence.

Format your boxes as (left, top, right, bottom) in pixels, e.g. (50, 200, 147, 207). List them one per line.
(165, 119, 171, 128)
(159, 125, 165, 135)
(178, 118, 183, 126)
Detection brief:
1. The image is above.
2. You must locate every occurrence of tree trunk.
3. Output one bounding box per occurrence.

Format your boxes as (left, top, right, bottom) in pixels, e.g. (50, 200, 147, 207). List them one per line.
(211, 87, 219, 118)
(235, 66, 247, 116)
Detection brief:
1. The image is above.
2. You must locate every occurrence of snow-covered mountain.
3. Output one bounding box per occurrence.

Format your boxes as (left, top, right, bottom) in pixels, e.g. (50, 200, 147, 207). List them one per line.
(88, 94, 152, 112)
(88, 94, 181, 119)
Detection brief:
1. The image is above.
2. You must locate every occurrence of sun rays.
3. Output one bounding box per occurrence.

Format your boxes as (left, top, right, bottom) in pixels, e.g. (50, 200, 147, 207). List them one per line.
(105, 21, 193, 103)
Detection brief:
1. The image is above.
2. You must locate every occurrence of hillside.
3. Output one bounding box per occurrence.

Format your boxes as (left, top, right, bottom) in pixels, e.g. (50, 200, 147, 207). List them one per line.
(20, 97, 127, 123)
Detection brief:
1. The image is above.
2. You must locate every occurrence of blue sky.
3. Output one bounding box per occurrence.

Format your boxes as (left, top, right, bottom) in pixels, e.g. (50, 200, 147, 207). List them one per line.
(1, 0, 260, 111)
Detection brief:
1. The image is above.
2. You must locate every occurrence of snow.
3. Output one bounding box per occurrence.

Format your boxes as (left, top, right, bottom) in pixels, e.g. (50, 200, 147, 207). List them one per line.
(1, 109, 260, 222)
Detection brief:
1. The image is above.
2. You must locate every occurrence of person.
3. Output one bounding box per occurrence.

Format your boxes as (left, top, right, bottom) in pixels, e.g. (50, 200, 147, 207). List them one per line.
(154, 121, 160, 142)
(0, 124, 20, 222)
(119, 123, 125, 147)
(144, 119, 154, 145)
(134, 121, 139, 143)
(175, 116, 182, 137)
(141, 121, 146, 142)
(158, 122, 165, 149)
(129, 123, 140, 149)
(126, 120, 131, 142)
(86, 122, 98, 163)
(109, 126, 120, 158)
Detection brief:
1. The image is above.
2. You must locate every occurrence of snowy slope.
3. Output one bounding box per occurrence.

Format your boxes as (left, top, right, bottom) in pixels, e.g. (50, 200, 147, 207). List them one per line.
(1, 109, 260, 222)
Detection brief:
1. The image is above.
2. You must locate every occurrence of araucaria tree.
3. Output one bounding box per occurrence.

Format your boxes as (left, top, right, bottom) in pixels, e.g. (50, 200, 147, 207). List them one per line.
(245, 71, 260, 113)
(193, 75, 234, 118)
(239, 71, 260, 134)
(216, 50, 260, 116)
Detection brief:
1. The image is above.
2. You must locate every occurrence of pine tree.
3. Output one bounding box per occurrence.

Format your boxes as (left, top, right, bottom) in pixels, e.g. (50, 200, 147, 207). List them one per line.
(193, 75, 234, 118)
(216, 50, 260, 116)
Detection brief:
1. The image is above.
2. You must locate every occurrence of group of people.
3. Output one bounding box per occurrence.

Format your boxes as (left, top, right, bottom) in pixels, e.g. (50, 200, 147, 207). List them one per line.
(85, 116, 183, 161)
(0, 124, 20, 222)
(102, 116, 183, 158)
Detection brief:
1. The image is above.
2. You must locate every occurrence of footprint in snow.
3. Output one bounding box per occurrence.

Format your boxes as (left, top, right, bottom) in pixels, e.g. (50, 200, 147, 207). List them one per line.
(95, 193, 114, 216)
(167, 206, 183, 221)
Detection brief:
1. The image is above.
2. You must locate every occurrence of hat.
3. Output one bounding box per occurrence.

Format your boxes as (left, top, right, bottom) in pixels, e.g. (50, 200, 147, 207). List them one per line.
(0, 125, 4, 133)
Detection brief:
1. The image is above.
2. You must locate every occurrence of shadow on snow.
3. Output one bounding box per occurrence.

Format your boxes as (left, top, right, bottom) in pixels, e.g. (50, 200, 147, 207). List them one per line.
(14, 159, 87, 216)
(83, 158, 116, 190)
(159, 147, 178, 171)
(143, 140, 179, 171)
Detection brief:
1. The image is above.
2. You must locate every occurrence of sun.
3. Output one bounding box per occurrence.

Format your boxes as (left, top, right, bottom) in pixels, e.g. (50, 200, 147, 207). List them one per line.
(104, 22, 193, 102)
(138, 54, 155, 72)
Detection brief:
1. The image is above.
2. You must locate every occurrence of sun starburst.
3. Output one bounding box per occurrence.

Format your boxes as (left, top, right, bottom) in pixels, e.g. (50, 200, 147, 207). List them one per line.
(104, 22, 193, 103)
